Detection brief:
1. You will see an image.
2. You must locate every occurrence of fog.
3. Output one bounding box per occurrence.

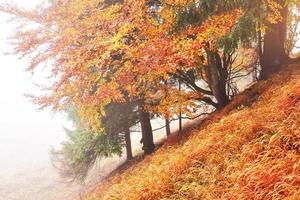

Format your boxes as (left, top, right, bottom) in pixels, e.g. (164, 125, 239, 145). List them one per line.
(0, 1, 78, 199)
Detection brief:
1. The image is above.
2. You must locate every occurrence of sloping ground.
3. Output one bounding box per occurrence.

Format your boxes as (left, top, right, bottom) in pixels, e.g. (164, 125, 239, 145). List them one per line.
(86, 64, 300, 200)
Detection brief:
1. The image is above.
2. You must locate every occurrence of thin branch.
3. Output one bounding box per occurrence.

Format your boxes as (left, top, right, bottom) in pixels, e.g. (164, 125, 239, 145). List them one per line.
(131, 112, 210, 133)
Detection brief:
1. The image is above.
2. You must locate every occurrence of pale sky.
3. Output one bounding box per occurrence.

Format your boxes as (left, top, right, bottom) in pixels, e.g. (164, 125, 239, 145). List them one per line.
(0, 0, 69, 174)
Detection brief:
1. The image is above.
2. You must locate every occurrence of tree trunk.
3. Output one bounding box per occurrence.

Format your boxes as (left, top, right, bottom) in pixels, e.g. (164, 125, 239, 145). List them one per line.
(139, 105, 155, 154)
(165, 116, 171, 136)
(261, 2, 288, 79)
(163, 81, 171, 136)
(124, 120, 132, 160)
(178, 80, 182, 132)
(205, 50, 230, 109)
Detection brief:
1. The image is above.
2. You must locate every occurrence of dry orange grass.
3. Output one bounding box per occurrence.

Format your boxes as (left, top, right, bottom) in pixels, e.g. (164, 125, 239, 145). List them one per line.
(86, 64, 300, 200)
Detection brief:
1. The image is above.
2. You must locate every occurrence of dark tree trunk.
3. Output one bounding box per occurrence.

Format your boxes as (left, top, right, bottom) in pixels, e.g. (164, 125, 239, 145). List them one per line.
(205, 50, 230, 109)
(165, 116, 171, 136)
(261, 2, 288, 79)
(139, 105, 155, 154)
(178, 80, 183, 132)
(171, 70, 218, 108)
(163, 81, 171, 136)
(124, 120, 132, 160)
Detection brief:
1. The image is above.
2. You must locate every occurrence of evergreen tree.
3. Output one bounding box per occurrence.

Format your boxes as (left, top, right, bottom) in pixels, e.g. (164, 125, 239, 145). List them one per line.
(52, 102, 138, 181)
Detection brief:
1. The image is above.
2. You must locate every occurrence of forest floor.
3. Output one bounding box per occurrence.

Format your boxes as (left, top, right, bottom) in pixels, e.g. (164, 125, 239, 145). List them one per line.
(84, 64, 300, 200)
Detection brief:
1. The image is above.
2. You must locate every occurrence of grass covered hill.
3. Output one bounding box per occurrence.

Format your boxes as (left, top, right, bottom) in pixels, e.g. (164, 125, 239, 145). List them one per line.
(87, 64, 300, 200)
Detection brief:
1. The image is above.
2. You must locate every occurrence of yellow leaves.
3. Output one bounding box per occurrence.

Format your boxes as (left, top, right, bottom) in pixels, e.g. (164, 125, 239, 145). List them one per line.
(266, 0, 283, 24)
(111, 23, 132, 50)
(75, 100, 109, 133)
(158, 5, 176, 30)
(65, 27, 79, 40)
(196, 9, 242, 42)
(164, 0, 192, 7)
(98, 3, 122, 21)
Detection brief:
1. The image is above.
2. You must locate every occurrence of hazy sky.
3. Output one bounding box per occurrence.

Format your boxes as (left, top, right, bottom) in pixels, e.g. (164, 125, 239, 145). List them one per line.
(0, 0, 69, 174)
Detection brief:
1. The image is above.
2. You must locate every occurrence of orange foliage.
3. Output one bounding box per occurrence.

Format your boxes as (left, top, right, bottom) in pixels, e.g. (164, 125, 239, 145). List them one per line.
(0, 0, 243, 131)
(85, 65, 300, 200)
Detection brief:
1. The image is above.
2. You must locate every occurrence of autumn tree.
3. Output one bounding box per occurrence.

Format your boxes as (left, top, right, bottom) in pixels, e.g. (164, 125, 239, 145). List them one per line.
(0, 0, 159, 154)
(0, 0, 272, 158)
(139, 1, 248, 110)
(169, 0, 300, 79)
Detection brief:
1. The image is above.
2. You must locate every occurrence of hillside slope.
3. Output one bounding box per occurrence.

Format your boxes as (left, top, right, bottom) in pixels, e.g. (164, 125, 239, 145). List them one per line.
(86, 64, 300, 200)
